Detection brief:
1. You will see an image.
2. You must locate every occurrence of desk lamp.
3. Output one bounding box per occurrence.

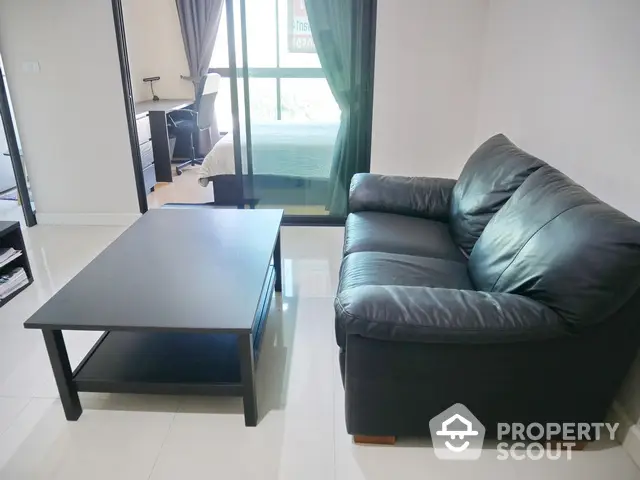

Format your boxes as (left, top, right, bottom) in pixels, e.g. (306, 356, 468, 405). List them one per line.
(143, 76, 160, 101)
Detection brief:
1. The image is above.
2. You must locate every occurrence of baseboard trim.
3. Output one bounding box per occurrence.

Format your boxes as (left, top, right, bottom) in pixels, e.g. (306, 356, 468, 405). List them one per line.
(37, 213, 141, 226)
(609, 401, 640, 468)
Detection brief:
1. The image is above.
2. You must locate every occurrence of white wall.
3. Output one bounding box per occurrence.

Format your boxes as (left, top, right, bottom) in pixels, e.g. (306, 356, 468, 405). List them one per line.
(475, 0, 640, 465)
(122, 0, 193, 103)
(476, 0, 640, 220)
(370, 0, 490, 178)
(0, 0, 140, 225)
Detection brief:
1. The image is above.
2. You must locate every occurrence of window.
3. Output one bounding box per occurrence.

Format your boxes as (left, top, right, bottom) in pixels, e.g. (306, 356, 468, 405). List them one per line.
(210, 0, 338, 130)
(280, 78, 339, 122)
(216, 78, 278, 131)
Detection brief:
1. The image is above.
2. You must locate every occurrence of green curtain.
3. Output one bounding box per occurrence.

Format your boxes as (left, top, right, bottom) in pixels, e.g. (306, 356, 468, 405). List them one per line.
(305, 0, 358, 217)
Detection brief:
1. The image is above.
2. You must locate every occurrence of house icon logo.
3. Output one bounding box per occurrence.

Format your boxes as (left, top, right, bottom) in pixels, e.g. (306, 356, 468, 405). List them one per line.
(429, 403, 486, 460)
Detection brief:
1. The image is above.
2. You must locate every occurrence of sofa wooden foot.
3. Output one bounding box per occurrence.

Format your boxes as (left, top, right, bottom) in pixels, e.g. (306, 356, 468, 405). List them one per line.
(353, 435, 396, 446)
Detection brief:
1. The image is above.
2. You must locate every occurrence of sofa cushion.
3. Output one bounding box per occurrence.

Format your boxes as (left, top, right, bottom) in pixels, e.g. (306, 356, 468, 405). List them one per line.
(336, 253, 475, 349)
(349, 174, 456, 221)
(344, 212, 466, 263)
(469, 165, 640, 327)
(450, 134, 545, 255)
(338, 252, 473, 293)
(335, 286, 564, 348)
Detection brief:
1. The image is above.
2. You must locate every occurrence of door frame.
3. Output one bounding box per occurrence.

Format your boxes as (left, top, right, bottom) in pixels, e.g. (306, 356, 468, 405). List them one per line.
(111, 0, 148, 214)
(0, 64, 36, 227)
(110, 0, 377, 224)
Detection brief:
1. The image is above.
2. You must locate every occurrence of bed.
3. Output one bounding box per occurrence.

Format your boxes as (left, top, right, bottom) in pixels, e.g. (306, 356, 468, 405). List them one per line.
(198, 121, 339, 206)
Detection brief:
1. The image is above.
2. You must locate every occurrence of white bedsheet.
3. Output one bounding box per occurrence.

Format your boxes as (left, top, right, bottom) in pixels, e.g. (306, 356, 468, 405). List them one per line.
(198, 121, 339, 187)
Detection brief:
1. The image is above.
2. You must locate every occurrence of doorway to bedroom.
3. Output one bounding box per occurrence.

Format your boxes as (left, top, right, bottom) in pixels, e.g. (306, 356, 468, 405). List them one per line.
(206, 0, 377, 221)
(114, 0, 376, 222)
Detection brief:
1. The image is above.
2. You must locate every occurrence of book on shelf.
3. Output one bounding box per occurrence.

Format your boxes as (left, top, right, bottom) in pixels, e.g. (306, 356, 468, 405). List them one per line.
(0, 247, 21, 267)
(0, 267, 29, 299)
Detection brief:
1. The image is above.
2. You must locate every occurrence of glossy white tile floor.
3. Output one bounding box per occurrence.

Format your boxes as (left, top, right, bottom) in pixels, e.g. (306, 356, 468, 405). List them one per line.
(0, 223, 638, 479)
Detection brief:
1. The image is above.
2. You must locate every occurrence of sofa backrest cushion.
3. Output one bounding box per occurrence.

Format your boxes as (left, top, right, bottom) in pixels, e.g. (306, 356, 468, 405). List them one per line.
(450, 134, 545, 255)
(468, 165, 640, 327)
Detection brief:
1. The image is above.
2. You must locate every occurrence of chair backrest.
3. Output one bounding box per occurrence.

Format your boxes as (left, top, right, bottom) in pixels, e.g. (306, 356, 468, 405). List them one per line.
(197, 73, 221, 130)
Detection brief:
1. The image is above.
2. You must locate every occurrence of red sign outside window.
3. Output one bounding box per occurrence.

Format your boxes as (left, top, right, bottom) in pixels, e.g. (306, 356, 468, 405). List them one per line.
(288, 0, 316, 53)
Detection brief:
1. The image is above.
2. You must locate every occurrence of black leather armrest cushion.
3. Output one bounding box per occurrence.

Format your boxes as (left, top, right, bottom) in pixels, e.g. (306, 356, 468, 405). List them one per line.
(335, 286, 565, 346)
(348, 173, 456, 221)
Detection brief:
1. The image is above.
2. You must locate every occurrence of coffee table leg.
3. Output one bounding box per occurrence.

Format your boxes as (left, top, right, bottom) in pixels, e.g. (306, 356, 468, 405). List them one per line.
(42, 330, 82, 421)
(238, 333, 258, 426)
(274, 230, 282, 292)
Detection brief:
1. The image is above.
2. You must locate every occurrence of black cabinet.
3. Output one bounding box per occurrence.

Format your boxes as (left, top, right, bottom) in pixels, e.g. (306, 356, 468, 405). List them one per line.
(136, 115, 156, 194)
(134, 100, 192, 186)
(142, 164, 156, 193)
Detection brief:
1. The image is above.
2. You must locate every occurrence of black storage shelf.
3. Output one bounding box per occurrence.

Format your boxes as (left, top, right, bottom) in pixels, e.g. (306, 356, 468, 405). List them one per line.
(0, 252, 22, 270)
(0, 221, 33, 307)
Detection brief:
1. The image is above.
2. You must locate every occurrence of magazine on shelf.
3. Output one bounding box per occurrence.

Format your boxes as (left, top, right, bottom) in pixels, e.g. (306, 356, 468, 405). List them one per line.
(0, 247, 21, 267)
(0, 267, 28, 299)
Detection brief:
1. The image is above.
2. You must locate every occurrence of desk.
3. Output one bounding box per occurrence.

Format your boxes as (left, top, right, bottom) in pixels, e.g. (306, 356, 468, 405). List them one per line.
(134, 99, 191, 119)
(134, 99, 192, 185)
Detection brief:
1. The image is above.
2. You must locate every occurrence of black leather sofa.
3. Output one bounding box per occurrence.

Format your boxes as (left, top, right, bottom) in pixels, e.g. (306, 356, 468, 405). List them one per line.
(335, 134, 640, 440)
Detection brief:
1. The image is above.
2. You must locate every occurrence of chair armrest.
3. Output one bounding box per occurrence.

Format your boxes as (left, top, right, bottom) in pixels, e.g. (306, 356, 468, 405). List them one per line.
(335, 286, 565, 345)
(348, 173, 456, 221)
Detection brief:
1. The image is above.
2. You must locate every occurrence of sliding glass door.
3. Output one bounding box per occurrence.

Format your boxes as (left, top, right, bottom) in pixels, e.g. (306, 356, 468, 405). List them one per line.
(212, 0, 376, 222)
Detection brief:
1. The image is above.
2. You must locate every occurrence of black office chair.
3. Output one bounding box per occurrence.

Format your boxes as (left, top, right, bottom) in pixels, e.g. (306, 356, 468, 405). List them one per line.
(169, 73, 220, 176)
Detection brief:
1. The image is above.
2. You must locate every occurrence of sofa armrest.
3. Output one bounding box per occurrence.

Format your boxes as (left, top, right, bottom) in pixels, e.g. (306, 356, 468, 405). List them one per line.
(335, 286, 565, 346)
(348, 173, 456, 221)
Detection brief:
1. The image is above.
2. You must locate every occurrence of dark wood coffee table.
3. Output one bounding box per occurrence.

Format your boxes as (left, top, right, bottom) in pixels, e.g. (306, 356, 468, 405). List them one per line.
(24, 208, 283, 426)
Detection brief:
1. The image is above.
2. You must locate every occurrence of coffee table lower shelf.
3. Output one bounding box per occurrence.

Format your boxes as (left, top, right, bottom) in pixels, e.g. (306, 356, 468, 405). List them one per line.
(72, 331, 247, 396)
(65, 265, 276, 426)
